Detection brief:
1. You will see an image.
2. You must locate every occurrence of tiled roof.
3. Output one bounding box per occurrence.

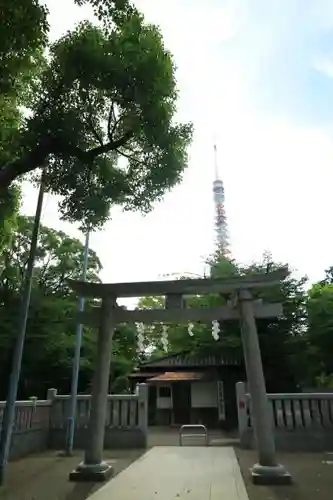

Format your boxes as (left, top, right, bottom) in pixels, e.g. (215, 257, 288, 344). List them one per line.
(148, 371, 207, 382)
(140, 352, 241, 369)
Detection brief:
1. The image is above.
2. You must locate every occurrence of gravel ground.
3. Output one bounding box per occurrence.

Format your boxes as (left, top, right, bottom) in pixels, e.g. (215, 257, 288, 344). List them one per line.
(1, 445, 332, 500)
(0, 450, 143, 500)
(236, 448, 333, 500)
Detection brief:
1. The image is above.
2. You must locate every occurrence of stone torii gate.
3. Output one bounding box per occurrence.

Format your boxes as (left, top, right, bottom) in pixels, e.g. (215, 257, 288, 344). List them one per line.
(68, 268, 291, 485)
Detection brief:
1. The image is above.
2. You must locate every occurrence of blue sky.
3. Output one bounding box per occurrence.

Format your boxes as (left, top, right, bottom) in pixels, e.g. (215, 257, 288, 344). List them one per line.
(223, 0, 333, 125)
(22, 0, 333, 290)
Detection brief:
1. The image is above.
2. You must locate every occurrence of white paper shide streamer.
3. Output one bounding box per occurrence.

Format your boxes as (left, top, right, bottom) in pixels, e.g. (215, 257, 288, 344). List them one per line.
(188, 323, 194, 337)
(161, 324, 169, 351)
(211, 320, 220, 341)
(136, 322, 145, 352)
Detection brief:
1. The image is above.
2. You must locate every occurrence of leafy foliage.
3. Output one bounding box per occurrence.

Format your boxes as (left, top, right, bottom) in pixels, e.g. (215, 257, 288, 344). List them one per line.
(0, 1, 193, 229)
(111, 323, 137, 392)
(0, 0, 48, 96)
(0, 183, 20, 251)
(0, 216, 136, 398)
(0, 216, 102, 297)
(137, 254, 308, 392)
(0, 1, 49, 250)
(306, 273, 333, 384)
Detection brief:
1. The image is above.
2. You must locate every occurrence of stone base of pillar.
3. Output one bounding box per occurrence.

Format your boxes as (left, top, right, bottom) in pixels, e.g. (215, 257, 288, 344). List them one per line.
(69, 461, 114, 482)
(58, 450, 74, 457)
(251, 463, 292, 485)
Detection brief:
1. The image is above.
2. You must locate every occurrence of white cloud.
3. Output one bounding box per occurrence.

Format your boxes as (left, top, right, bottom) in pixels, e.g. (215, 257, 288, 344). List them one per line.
(21, 0, 333, 292)
(314, 57, 333, 79)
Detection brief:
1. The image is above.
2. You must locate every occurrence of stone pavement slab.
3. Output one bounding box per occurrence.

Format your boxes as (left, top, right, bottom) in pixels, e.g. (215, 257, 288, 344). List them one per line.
(87, 446, 249, 500)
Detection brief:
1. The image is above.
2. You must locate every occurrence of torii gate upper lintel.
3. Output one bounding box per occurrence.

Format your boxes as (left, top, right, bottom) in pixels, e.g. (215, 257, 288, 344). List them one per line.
(68, 268, 292, 485)
(68, 266, 289, 299)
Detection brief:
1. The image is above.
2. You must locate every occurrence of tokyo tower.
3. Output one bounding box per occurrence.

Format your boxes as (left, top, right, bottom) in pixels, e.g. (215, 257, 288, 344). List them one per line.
(213, 144, 230, 257)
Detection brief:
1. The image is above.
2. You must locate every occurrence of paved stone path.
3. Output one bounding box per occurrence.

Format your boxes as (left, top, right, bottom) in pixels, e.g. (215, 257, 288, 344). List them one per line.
(88, 446, 249, 500)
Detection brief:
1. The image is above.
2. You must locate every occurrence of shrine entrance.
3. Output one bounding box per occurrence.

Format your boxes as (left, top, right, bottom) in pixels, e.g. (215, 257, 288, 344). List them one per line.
(172, 382, 191, 425)
(68, 269, 292, 485)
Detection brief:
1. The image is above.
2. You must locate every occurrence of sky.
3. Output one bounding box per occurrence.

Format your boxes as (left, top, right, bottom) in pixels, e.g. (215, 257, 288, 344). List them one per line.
(22, 0, 333, 290)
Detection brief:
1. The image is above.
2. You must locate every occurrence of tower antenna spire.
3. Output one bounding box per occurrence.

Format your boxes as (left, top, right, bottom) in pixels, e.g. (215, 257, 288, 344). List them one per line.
(212, 142, 230, 257)
(214, 143, 219, 179)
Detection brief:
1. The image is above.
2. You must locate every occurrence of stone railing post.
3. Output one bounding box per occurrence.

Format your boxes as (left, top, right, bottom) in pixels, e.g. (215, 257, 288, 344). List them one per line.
(138, 383, 148, 438)
(29, 396, 37, 409)
(236, 382, 248, 445)
(28, 397, 38, 428)
(47, 388, 57, 401)
(46, 389, 57, 430)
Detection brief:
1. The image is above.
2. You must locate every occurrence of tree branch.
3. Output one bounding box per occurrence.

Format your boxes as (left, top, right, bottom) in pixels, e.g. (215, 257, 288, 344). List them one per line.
(107, 102, 115, 140)
(0, 140, 52, 190)
(86, 130, 134, 159)
(88, 117, 104, 147)
(0, 130, 134, 190)
(115, 148, 143, 165)
(38, 252, 54, 285)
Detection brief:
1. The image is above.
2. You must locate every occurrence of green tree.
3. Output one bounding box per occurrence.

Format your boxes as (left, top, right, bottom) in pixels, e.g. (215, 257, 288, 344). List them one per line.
(0, 1, 49, 249)
(0, 1, 193, 228)
(137, 254, 308, 392)
(0, 0, 48, 96)
(0, 183, 20, 251)
(0, 215, 102, 298)
(111, 322, 137, 393)
(0, 216, 102, 397)
(240, 256, 308, 391)
(306, 277, 333, 385)
(0, 215, 138, 397)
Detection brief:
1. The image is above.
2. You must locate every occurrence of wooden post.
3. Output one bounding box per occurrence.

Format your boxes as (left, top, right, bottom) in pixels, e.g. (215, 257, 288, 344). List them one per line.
(238, 289, 291, 485)
(69, 296, 116, 482)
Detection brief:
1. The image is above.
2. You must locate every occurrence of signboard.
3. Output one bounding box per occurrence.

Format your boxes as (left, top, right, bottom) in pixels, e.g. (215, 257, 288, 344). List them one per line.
(217, 381, 225, 421)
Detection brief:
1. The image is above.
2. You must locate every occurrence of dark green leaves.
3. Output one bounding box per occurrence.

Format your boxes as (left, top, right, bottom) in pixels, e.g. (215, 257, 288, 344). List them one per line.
(0, 1, 193, 229)
(0, 214, 137, 398)
(0, 0, 48, 96)
(0, 215, 102, 297)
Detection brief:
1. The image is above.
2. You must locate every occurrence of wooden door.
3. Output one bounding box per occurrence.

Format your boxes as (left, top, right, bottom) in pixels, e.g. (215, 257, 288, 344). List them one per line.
(172, 382, 191, 425)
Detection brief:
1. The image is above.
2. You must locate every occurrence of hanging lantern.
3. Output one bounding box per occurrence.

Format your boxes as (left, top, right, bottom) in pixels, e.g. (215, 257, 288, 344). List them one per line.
(211, 320, 220, 341)
(136, 322, 145, 352)
(188, 323, 194, 337)
(161, 324, 169, 351)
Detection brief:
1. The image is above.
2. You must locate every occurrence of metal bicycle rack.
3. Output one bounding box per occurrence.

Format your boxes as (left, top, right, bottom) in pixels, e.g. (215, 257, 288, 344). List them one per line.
(179, 424, 208, 446)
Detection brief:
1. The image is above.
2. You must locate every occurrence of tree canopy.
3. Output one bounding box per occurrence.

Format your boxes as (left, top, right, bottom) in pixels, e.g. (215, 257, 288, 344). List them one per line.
(0, 0, 193, 229)
(137, 254, 309, 392)
(305, 267, 333, 388)
(2, 213, 333, 397)
(0, 0, 191, 399)
(0, 0, 49, 250)
(0, 216, 137, 398)
(0, 0, 48, 96)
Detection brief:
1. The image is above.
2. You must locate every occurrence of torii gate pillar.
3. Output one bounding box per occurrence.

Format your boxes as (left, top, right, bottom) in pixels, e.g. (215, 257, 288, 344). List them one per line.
(69, 296, 116, 482)
(238, 289, 291, 485)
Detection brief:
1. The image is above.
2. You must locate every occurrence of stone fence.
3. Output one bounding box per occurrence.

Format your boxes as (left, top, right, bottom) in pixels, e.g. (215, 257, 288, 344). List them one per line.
(236, 381, 333, 452)
(0, 383, 148, 460)
(0, 398, 51, 460)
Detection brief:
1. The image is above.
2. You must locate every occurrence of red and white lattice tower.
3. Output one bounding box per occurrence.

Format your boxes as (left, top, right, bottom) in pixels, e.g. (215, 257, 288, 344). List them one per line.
(213, 144, 230, 256)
